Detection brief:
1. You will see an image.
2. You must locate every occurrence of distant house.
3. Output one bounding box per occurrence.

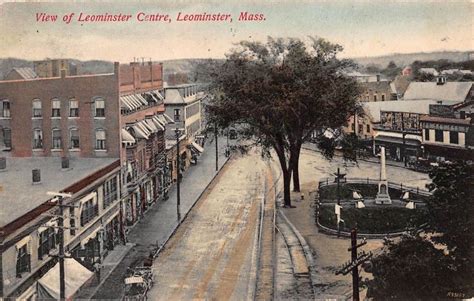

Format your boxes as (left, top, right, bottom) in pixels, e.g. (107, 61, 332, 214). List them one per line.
(390, 75, 411, 100)
(418, 68, 439, 76)
(358, 79, 395, 102)
(403, 78, 473, 102)
(402, 66, 412, 76)
(440, 69, 460, 75)
(4, 67, 38, 80)
(344, 71, 383, 83)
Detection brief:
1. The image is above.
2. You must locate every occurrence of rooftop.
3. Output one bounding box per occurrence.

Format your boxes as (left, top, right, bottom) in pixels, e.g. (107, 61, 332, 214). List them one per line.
(403, 81, 473, 102)
(9, 67, 38, 79)
(420, 115, 471, 126)
(363, 99, 460, 123)
(0, 157, 117, 227)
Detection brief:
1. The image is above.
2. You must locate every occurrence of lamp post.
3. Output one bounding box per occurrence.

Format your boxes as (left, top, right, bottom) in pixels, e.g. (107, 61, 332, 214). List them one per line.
(46, 191, 72, 301)
(215, 122, 218, 172)
(175, 128, 181, 219)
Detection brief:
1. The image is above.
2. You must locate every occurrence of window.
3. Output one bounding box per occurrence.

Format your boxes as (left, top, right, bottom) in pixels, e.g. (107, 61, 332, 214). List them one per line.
(69, 99, 79, 117)
(373, 95, 377, 102)
(3, 128, 11, 148)
(95, 129, 106, 150)
(459, 111, 466, 119)
(80, 199, 98, 226)
(449, 131, 459, 144)
(33, 99, 42, 117)
(381, 94, 385, 101)
(70, 128, 80, 149)
(351, 123, 355, 131)
(435, 129, 443, 142)
(33, 128, 43, 149)
(425, 129, 430, 141)
(95, 98, 105, 117)
(1, 100, 10, 118)
(103, 177, 118, 208)
(38, 228, 56, 260)
(366, 124, 370, 133)
(52, 128, 61, 149)
(174, 109, 181, 121)
(51, 99, 60, 117)
(16, 244, 30, 277)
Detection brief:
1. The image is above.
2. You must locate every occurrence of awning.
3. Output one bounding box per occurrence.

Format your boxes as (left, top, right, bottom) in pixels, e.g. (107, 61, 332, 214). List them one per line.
(144, 119, 159, 133)
(121, 129, 136, 145)
(375, 135, 421, 147)
(135, 122, 151, 137)
(120, 94, 149, 111)
(132, 125, 149, 139)
(191, 142, 204, 153)
(37, 258, 94, 300)
(151, 116, 166, 131)
(151, 89, 165, 101)
(163, 113, 175, 124)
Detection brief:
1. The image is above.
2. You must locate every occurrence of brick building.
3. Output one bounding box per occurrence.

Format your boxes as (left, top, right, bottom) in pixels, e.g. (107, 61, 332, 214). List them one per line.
(118, 62, 175, 228)
(0, 65, 121, 158)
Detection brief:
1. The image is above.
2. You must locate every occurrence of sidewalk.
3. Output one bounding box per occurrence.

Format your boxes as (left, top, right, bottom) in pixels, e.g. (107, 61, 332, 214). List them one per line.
(76, 136, 229, 300)
(303, 142, 409, 169)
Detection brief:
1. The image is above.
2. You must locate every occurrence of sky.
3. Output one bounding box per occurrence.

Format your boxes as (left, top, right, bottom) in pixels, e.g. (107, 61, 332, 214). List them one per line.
(0, 1, 472, 62)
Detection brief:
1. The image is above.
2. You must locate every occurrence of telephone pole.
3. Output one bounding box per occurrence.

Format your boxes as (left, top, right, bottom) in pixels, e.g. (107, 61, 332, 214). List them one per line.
(46, 191, 73, 300)
(335, 228, 373, 301)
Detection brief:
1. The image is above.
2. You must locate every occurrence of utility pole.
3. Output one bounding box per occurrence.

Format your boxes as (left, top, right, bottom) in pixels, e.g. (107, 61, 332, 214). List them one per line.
(175, 128, 181, 219)
(46, 191, 72, 301)
(335, 228, 373, 301)
(401, 113, 407, 166)
(215, 123, 218, 172)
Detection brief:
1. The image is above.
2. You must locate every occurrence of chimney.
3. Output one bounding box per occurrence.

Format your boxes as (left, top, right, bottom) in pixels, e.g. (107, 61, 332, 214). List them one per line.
(0, 157, 6, 171)
(436, 76, 447, 85)
(32, 169, 41, 184)
(376, 74, 381, 82)
(61, 157, 70, 170)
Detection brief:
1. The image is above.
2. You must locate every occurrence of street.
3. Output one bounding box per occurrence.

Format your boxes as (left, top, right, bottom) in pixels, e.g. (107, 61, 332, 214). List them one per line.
(79, 136, 229, 300)
(148, 152, 266, 300)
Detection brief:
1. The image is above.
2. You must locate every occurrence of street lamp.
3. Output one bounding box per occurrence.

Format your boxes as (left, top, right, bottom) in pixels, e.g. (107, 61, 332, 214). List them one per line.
(46, 191, 72, 301)
(174, 128, 184, 220)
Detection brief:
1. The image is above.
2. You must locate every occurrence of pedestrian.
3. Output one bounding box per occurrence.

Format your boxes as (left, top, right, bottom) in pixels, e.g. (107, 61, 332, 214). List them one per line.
(94, 262, 102, 284)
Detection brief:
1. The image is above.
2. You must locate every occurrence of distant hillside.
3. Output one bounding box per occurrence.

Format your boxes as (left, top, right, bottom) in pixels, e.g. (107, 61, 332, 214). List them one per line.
(352, 51, 473, 68)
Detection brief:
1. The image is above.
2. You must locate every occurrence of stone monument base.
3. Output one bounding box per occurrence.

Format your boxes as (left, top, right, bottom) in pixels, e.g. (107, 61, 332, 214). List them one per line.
(375, 193, 392, 204)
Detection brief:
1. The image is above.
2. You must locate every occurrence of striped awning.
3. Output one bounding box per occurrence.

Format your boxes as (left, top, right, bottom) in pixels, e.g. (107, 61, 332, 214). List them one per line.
(121, 128, 136, 145)
(120, 94, 149, 111)
(132, 123, 149, 139)
(151, 90, 165, 101)
(163, 113, 174, 124)
(151, 116, 166, 131)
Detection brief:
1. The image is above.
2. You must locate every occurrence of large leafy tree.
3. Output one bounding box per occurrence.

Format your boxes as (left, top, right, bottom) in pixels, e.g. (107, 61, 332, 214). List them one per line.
(206, 37, 360, 206)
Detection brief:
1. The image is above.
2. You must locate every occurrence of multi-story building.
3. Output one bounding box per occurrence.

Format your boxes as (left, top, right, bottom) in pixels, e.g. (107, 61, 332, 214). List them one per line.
(0, 157, 121, 299)
(118, 62, 174, 229)
(358, 79, 396, 102)
(163, 84, 206, 173)
(420, 101, 474, 161)
(0, 65, 121, 158)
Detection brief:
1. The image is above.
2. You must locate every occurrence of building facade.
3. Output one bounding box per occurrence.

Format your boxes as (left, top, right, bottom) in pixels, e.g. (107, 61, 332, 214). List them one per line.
(0, 65, 121, 158)
(0, 157, 121, 299)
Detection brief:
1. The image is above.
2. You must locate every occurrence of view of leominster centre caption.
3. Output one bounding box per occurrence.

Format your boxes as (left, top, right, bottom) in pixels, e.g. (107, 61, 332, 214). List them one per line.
(0, 42, 472, 301)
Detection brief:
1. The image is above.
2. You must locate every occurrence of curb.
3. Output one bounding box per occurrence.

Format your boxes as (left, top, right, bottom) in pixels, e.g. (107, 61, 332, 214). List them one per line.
(152, 155, 231, 259)
(302, 144, 411, 169)
(279, 207, 319, 299)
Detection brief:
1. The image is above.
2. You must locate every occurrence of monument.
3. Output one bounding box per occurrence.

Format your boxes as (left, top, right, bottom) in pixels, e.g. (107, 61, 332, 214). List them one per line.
(375, 146, 392, 204)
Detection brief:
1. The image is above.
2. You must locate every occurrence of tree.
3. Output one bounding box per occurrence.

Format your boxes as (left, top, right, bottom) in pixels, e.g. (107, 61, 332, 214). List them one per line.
(205, 37, 360, 206)
(426, 161, 474, 261)
(367, 236, 463, 299)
